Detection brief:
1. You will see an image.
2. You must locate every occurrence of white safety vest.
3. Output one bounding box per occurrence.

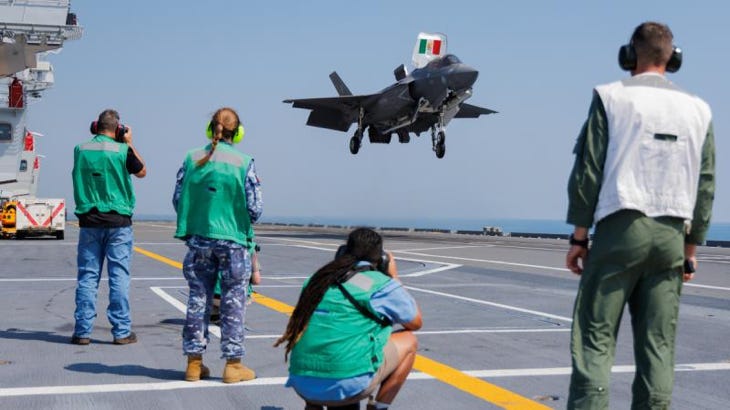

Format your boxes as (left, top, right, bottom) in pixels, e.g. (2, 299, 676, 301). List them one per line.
(593, 73, 712, 224)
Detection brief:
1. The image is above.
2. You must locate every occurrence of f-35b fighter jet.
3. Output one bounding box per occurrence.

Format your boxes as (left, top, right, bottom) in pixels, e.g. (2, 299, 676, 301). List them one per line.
(284, 33, 496, 158)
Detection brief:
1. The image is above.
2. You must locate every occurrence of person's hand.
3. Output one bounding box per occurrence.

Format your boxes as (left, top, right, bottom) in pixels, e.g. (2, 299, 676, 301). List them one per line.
(684, 244, 697, 282)
(385, 251, 399, 280)
(123, 125, 133, 144)
(566, 245, 587, 275)
(683, 263, 695, 282)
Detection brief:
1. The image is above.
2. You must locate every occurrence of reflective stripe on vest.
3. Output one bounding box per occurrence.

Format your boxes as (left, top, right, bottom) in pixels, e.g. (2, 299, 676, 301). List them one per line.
(79, 141, 121, 152)
(191, 148, 244, 167)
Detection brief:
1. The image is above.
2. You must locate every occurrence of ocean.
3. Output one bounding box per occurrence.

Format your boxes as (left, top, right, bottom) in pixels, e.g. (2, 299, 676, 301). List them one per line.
(131, 215, 730, 241)
(252, 216, 730, 242)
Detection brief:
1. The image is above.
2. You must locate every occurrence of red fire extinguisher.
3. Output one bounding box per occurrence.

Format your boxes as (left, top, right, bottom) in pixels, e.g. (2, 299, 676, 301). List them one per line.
(9, 77, 24, 108)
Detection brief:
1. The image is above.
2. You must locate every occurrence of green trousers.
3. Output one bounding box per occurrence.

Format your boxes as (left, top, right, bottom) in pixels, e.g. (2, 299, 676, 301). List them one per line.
(568, 210, 685, 410)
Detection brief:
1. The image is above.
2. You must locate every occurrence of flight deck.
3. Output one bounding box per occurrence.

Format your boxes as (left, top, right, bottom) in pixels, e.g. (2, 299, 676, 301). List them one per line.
(1, 222, 729, 409)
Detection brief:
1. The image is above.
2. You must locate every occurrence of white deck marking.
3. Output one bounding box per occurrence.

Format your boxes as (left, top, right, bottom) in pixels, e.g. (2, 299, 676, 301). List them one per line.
(133, 222, 177, 229)
(461, 362, 730, 378)
(0, 277, 185, 282)
(684, 283, 730, 291)
(134, 242, 184, 245)
(289, 244, 463, 278)
(2, 362, 728, 397)
(405, 285, 574, 323)
(150, 287, 221, 339)
(394, 250, 571, 272)
(394, 245, 493, 252)
(415, 328, 569, 335)
(400, 263, 461, 278)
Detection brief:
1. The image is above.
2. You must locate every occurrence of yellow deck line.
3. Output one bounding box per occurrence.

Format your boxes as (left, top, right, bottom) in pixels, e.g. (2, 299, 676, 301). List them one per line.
(134, 245, 550, 409)
(413, 355, 551, 409)
(134, 246, 182, 269)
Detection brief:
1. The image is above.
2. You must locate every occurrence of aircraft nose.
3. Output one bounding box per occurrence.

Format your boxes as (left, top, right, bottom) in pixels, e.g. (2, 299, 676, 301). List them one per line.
(448, 64, 478, 90)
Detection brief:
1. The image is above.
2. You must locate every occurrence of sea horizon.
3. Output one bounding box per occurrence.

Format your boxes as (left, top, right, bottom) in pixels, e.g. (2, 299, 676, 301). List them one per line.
(131, 214, 730, 242)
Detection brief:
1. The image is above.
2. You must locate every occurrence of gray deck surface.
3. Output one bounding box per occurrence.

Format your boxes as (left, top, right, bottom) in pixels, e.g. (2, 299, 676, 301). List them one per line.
(1, 222, 728, 409)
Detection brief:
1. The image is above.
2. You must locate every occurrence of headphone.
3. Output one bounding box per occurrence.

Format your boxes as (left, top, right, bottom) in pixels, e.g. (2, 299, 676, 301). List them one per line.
(618, 43, 682, 73)
(206, 121, 245, 144)
(90, 120, 128, 142)
(335, 244, 391, 276)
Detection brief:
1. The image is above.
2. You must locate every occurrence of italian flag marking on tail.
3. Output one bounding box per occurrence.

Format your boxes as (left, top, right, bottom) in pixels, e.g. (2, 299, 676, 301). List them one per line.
(419, 38, 442, 55)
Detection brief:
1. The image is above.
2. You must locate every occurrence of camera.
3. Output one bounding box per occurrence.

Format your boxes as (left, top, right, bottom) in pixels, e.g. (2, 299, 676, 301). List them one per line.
(335, 245, 390, 275)
(115, 125, 129, 143)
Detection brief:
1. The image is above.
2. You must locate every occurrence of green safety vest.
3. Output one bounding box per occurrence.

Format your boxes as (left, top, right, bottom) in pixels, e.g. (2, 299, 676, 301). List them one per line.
(289, 270, 393, 379)
(175, 143, 253, 247)
(72, 135, 135, 216)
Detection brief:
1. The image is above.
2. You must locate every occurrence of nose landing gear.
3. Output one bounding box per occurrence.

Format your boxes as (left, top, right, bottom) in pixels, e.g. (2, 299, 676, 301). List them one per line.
(431, 112, 446, 159)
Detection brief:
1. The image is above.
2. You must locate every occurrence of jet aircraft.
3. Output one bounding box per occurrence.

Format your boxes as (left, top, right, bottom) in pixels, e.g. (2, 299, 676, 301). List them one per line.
(284, 33, 496, 158)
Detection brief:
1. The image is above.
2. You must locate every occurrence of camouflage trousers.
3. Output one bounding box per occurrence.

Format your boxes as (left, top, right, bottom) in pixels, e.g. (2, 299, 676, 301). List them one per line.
(182, 244, 251, 358)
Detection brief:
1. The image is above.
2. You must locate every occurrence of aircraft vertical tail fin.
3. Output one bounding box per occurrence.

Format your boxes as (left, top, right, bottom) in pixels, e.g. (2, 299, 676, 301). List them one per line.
(329, 71, 352, 96)
(412, 32, 447, 69)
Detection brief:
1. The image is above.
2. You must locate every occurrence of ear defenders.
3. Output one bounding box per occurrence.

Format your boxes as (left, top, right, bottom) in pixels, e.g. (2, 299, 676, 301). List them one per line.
(618, 43, 682, 73)
(90, 121, 128, 142)
(206, 121, 245, 144)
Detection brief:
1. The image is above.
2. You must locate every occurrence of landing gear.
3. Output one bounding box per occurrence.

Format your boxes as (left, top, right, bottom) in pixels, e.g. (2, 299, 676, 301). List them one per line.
(349, 107, 365, 155)
(431, 112, 447, 159)
(435, 132, 446, 158)
(349, 131, 362, 155)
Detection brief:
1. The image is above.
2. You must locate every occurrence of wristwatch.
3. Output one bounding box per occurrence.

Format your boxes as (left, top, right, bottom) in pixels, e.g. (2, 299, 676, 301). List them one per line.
(569, 233, 589, 249)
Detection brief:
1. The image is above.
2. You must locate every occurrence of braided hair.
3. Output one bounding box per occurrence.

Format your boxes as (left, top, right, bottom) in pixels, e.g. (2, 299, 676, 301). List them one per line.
(196, 107, 240, 167)
(274, 228, 384, 360)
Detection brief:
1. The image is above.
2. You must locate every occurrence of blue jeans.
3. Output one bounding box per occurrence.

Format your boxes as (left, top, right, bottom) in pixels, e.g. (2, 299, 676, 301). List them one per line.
(73, 226, 134, 339)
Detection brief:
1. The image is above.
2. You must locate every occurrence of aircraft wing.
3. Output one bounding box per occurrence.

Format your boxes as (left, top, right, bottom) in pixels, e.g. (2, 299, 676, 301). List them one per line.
(454, 103, 498, 118)
(284, 94, 376, 111)
(283, 94, 378, 132)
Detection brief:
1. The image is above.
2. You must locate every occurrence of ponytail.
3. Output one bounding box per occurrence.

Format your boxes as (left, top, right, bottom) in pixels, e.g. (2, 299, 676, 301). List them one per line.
(196, 108, 238, 167)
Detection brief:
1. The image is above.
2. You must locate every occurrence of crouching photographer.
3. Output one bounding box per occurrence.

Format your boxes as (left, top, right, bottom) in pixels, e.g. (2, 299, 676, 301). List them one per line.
(275, 228, 422, 410)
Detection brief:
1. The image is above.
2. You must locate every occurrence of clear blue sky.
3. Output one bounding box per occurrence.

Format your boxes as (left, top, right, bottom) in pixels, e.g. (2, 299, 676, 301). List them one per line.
(28, 0, 729, 227)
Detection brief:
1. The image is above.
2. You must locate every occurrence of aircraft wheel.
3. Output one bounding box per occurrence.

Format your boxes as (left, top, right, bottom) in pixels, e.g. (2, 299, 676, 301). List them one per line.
(435, 131, 446, 158)
(435, 143, 446, 158)
(349, 136, 360, 155)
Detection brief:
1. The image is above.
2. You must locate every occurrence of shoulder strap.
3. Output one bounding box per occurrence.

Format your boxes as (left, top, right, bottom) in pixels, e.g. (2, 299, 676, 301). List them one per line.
(336, 274, 391, 327)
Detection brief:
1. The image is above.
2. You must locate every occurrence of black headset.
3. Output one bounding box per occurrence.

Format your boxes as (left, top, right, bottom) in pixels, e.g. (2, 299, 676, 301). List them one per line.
(618, 42, 682, 73)
(90, 120, 128, 142)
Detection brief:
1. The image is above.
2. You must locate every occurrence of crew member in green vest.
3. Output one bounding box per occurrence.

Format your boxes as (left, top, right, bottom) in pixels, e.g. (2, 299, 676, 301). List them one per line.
(173, 107, 263, 383)
(276, 228, 422, 410)
(71, 109, 146, 346)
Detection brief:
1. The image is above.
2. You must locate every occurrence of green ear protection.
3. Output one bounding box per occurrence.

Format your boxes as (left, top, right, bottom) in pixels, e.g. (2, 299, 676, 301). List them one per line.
(206, 121, 245, 144)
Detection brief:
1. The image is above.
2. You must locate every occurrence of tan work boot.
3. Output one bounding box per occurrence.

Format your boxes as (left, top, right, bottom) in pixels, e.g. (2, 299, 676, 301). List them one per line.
(222, 358, 256, 383)
(184, 355, 210, 382)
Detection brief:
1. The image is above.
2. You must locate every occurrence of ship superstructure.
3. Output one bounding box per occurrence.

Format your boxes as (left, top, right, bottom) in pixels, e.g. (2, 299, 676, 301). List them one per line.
(0, 0, 81, 237)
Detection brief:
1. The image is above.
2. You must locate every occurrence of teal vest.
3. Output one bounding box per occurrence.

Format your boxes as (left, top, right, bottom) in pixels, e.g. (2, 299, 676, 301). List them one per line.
(289, 270, 393, 378)
(72, 135, 135, 216)
(175, 143, 254, 246)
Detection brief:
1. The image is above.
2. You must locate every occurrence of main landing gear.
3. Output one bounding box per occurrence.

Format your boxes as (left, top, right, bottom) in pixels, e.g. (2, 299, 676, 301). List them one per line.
(349, 129, 362, 154)
(349, 107, 365, 155)
(431, 112, 446, 159)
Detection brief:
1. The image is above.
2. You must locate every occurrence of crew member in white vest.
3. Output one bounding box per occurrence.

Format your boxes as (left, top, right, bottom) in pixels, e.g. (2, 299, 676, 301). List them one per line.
(564, 22, 715, 409)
